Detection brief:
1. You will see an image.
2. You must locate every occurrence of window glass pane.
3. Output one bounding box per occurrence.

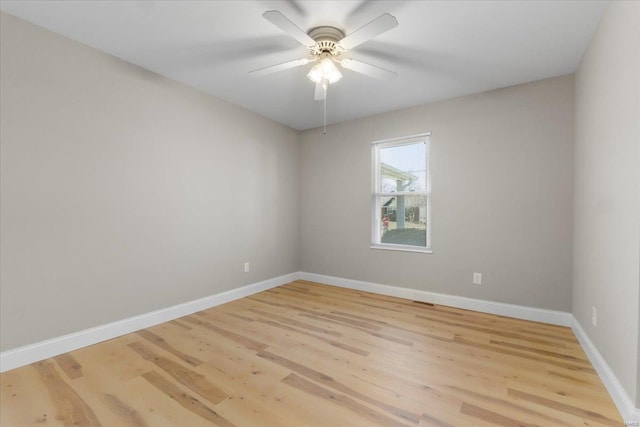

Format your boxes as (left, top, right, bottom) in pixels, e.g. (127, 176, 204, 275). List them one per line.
(380, 142, 426, 192)
(379, 195, 427, 247)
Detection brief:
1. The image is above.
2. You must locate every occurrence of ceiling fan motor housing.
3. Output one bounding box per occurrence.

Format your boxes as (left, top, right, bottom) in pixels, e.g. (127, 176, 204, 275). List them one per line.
(308, 26, 345, 56)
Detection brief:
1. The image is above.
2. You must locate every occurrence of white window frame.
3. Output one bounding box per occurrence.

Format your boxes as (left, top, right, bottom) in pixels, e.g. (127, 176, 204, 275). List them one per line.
(371, 133, 432, 253)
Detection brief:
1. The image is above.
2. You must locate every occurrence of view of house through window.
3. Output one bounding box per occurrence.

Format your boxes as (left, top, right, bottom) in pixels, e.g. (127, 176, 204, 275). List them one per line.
(372, 133, 431, 252)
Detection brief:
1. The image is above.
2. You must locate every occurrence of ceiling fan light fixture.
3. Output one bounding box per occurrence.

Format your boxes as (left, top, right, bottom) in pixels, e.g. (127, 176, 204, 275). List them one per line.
(307, 55, 342, 84)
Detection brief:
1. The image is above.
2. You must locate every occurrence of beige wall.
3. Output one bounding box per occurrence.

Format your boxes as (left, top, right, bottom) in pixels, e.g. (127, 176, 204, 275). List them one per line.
(300, 75, 575, 311)
(0, 12, 300, 351)
(573, 1, 640, 406)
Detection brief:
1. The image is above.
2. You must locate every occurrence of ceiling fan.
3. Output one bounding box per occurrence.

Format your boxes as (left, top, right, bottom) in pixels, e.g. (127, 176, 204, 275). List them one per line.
(250, 10, 398, 101)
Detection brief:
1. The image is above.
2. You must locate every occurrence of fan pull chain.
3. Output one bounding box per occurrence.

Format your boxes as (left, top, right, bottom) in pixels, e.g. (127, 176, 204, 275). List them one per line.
(323, 95, 327, 135)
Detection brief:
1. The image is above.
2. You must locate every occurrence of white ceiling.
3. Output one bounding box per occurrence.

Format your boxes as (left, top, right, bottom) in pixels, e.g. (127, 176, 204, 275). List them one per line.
(0, 0, 608, 131)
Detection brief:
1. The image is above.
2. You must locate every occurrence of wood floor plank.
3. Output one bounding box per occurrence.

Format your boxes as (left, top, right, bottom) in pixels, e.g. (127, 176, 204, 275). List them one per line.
(75, 334, 149, 377)
(257, 350, 421, 423)
(460, 402, 538, 427)
(282, 373, 411, 427)
(1, 360, 67, 426)
(447, 385, 575, 426)
(85, 370, 194, 426)
(246, 295, 420, 354)
(102, 393, 151, 427)
(182, 314, 268, 351)
(197, 342, 385, 426)
(128, 341, 228, 405)
(135, 328, 204, 367)
(0, 280, 624, 426)
(49, 343, 167, 426)
(32, 360, 102, 426)
(213, 393, 294, 427)
(507, 387, 621, 425)
(142, 370, 234, 426)
(54, 353, 84, 380)
(273, 341, 465, 419)
(202, 305, 370, 356)
(247, 306, 343, 337)
(419, 412, 455, 427)
(451, 336, 596, 373)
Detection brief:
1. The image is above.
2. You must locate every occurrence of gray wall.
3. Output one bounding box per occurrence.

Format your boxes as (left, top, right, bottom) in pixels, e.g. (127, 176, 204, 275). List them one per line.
(573, 1, 640, 406)
(0, 12, 300, 351)
(300, 75, 575, 311)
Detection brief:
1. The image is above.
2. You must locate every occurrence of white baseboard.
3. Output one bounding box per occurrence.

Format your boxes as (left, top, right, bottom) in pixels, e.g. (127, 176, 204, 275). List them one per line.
(297, 272, 573, 327)
(571, 318, 640, 424)
(0, 272, 297, 373)
(3, 270, 638, 423)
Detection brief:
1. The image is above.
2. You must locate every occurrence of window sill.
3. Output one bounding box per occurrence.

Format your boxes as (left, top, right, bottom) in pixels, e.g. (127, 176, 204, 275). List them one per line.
(370, 244, 432, 254)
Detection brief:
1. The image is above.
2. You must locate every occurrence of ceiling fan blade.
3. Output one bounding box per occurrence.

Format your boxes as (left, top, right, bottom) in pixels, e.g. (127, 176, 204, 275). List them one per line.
(340, 58, 397, 80)
(314, 80, 327, 101)
(249, 58, 313, 77)
(338, 13, 398, 51)
(263, 10, 315, 47)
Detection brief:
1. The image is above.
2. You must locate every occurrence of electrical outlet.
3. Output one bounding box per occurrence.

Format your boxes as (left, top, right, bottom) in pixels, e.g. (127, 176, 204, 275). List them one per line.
(592, 306, 597, 327)
(244, 262, 250, 273)
(473, 272, 482, 285)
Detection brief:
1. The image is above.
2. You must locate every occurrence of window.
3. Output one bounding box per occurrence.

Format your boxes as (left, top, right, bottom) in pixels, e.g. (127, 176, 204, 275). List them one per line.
(371, 133, 431, 253)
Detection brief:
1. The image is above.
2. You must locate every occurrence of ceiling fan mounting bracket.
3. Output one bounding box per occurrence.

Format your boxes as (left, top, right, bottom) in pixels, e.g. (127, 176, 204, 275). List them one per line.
(308, 26, 345, 56)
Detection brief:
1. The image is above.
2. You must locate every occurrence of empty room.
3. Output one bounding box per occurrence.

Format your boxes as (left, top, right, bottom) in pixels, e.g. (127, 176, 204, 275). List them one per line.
(0, 1, 638, 426)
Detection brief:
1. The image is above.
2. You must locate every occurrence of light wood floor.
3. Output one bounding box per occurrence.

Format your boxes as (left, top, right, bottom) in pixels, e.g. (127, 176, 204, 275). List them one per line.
(0, 280, 623, 426)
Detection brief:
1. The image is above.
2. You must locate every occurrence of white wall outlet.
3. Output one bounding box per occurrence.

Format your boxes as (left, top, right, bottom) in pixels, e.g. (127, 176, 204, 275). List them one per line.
(591, 306, 597, 327)
(473, 272, 482, 285)
(244, 262, 250, 273)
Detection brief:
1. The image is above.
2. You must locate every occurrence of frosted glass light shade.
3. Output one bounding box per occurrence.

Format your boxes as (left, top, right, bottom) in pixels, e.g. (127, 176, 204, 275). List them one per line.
(307, 57, 342, 84)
